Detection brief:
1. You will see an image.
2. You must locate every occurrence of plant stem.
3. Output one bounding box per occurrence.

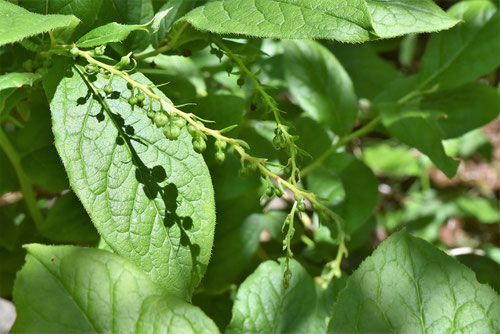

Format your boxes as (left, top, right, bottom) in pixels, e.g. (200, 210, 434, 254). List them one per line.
(300, 116, 382, 178)
(135, 22, 190, 61)
(0, 127, 44, 227)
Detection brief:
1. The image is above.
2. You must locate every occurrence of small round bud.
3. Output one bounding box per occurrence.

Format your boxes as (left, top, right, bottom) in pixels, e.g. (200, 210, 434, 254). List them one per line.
(237, 77, 245, 87)
(265, 187, 275, 197)
(70, 47, 79, 58)
(126, 82, 133, 90)
(173, 116, 186, 129)
(136, 93, 145, 102)
(225, 63, 233, 75)
(85, 64, 98, 74)
(192, 137, 207, 153)
(147, 111, 156, 119)
(128, 96, 138, 106)
(103, 85, 113, 95)
(154, 113, 169, 127)
(215, 151, 225, 164)
(275, 187, 284, 197)
(210, 48, 218, 55)
(187, 123, 198, 137)
(163, 124, 181, 140)
(94, 45, 105, 56)
(297, 201, 306, 212)
(215, 140, 227, 150)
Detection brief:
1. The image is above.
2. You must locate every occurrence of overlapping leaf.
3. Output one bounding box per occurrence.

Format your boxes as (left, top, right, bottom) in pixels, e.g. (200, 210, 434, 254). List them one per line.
(12, 244, 219, 333)
(0, 0, 78, 47)
(44, 60, 216, 300)
(330, 231, 500, 333)
(183, 0, 458, 42)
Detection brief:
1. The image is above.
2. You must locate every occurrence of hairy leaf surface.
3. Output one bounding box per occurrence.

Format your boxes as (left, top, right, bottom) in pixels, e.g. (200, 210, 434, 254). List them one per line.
(0, 0, 78, 47)
(45, 61, 215, 300)
(366, 0, 459, 38)
(184, 0, 375, 42)
(184, 0, 458, 41)
(12, 244, 219, 334)
(330, 231, 500, 333)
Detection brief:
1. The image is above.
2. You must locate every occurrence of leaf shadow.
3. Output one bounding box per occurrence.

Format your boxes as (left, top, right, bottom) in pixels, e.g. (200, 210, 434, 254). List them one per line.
(75, 65, 205, 286)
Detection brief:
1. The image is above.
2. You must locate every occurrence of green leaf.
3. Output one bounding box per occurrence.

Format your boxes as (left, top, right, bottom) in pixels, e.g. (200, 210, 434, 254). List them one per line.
(226, 259, 325, 334)
(330, 231, 500, 333)
(203, 211, 285, 290)
(12, 244, 219, 333)
(284, 40, 358, 136)
(183, 0, 459, 42)
(44, 61, 216, 300)
(381, 105, 460, 178)
(421, 82, 500, 139)
(76, 7, 172, 48)
(331, 43, 402, 100)
(419, 1, 500, 90)
(365, 0, 459, 38)
(76, 22, 148, 48)
(40, 192, 99, 243)
(308, 153, 379, 234)
(363, 143, 424, 178)
(0, 72, 40, 91)
(0, 0, 78, 47)
(21, 145, 69, 193)
(184, 0, 375, 42)
(457, 197, 500, 224)
(152, 0, 198, 47)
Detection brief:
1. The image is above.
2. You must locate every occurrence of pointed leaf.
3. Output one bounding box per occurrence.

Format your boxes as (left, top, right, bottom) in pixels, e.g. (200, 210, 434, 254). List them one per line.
(419, 1, 500, 90)
(422, 82, 500, 139)
(381, 105, 460, 178)
(184, 0, 375, 42)
(44, 60, 215, 300)
(12, 244, 219, 334)
(0, 0, 78, 47)
(330, 231, 500, 333)
(365, 0, 459, 38)
(284, 40, 358, 136)
(76, 22, 148, 48)
(227, 259, 322, 334)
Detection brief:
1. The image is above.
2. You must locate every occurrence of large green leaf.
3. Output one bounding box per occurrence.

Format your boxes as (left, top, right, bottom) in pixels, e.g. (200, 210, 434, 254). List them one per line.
(0, 0, 78, 47)
(12, 244, 219, 333)
(365, 0, 459, 38)
(44, 60, 216, 300)
(284, 40, 358, 136)
(422, 82, 500, 139)
(184, 0, 374, 42)
(419, 1, 500, 90)
(183, 0, 458, 42)
(381, 105, 460, 178)
(330, 231, 500, 333)
(226, 259, 331, 334)
(330, 43, 402, 100)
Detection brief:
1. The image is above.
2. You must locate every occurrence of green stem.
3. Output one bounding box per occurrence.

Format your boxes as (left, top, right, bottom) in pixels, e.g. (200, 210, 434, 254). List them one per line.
(300, 116, 382, 177)
(135, 22, 190, 61)
(0, 127, 43, 227)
